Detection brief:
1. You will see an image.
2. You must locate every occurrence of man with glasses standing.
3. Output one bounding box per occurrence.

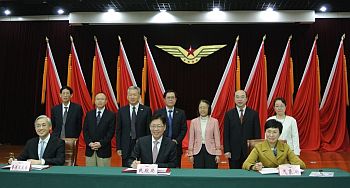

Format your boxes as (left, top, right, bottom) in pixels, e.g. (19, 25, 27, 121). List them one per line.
(154, 90, 187, 168)
(128, 114, 177, 168)
(8, 115, 65, 165)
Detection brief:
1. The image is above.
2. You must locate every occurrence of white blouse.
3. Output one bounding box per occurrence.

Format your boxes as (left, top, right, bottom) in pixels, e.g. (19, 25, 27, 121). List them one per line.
(267, 115, 301, 155)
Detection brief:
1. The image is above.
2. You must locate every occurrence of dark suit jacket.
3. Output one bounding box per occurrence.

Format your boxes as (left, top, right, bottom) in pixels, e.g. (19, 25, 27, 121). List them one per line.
(154, 108, 187, 155)
(17, 136, 65, 165)
(128, 135, 177, 168)
(116, 104, 152, 159)
(224, 107, 261, 160)
(83, 109, 116, 158)
(51, 102, 83, 138)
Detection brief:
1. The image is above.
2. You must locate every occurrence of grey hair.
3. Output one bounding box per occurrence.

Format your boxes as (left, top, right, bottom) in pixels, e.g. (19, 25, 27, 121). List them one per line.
(127, 86, 141, 94)
(34, 115, 52, 126)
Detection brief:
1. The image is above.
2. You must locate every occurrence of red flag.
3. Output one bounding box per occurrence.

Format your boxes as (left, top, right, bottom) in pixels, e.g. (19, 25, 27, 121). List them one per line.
(267, 35, 294, 117)
(293, 36, 321, 150)
(41, 37, 62, 117)
(143, 37, 166, 112)
(319, 34, 349, 151)
(211, 36, 239, 145)
(67, 36, 94, 148)
(116, 36, 138, 107)
(244, 36, 268, 137)
(92, 37, 119, 112)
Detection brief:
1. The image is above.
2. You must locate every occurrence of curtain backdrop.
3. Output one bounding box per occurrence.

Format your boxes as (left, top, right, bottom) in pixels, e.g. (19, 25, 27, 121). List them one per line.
(0, 19, 349, 145)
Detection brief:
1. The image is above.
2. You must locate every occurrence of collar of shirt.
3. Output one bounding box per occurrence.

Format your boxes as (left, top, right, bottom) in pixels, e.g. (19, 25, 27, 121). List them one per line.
(236, 106, 247, 116)
(39, 134, 50, 145)
(152, 136, 163, 151)
(62, 102, 70, 111)
(129, 103, 140, 114)
(166, 107, 174, 113)
(96, 107, 105, 116)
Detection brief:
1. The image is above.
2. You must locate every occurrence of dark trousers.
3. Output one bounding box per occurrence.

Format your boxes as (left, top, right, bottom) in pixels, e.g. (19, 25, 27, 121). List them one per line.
(121, 138, 136, 167)
(176, 146, 182, 168)
(229, 149, 246, 169)
(193, 144, 218, 169)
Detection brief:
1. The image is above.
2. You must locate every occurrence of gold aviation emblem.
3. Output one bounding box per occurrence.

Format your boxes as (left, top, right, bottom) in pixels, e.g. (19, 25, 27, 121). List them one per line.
(155, 45, 227, 64)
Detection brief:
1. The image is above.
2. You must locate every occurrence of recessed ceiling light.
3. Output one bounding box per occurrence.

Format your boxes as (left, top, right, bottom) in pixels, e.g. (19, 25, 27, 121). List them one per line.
(320, 6, 327, 12)
(212, 7, 220, 12)
(57, 9, 64, 14)
(160, 9, 167, 12)
(4, 9, 11, 15)
(266, 7, 274, 12)
(108, 8, 115, 13)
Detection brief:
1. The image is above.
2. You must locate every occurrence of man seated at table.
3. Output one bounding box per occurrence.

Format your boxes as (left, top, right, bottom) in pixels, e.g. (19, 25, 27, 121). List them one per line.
(128, 114, 177, 168)
(8, 115, 65, 165)
(242, 119, 305, 171)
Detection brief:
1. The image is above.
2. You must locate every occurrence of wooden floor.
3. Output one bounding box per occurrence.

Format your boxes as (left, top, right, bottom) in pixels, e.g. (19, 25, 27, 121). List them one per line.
(1, 144, 350, 172)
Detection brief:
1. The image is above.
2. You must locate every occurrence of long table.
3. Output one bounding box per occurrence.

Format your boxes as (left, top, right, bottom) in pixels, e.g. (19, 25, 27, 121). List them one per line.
(1, 166, 349, 188)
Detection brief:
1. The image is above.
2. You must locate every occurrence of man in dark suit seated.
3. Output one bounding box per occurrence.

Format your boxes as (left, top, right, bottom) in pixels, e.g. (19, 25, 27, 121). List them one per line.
(153, 90, 187, 168)
(128, 114, 177, 168)
(8, 115, 65, 165)
(51, 86, 83, 139)
(83, 92, 115, 167)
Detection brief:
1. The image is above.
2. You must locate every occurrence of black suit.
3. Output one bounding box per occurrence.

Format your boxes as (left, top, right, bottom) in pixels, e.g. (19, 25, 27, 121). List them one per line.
(154, 108, 187, 168)
(17, 136, 65, 165)
(51, 102, 83, 138)
(116, 104, 152, 167)
(224, 107, 261, 169)
(128, 135, 177, 168)
(83, 109, 116, 158)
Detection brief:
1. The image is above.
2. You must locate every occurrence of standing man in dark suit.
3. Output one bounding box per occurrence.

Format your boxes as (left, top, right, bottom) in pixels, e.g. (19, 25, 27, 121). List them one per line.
(83, 92, 115, 167)
(51, 86, 83, 138)
(8, 115, 65, 165)
(116, 86, 152, 167)
(224, 90, 261, 169)
(154, 90, 187, 168)
(128, 114, 177, 168)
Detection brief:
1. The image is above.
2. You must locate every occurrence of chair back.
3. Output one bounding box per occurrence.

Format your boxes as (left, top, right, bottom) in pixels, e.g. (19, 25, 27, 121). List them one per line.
(63, 138, 78, 166)
(247, 139, 286, 154)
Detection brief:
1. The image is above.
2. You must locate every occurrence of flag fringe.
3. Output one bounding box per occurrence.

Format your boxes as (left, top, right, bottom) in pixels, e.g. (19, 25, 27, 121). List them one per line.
(41, 56, 48, 104)
(236, 55, 241, 90)
(67, 53, 72, 86)
(91, 55, 96, 103)
(116, 55, 121, 103)
(141, 55, 147, 104)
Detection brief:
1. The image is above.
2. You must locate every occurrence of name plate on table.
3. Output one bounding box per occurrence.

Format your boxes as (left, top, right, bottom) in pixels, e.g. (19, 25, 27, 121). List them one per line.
(136, 164, 158, 175)
(278, 164, 301, 176)
(10, 161, 31, 172)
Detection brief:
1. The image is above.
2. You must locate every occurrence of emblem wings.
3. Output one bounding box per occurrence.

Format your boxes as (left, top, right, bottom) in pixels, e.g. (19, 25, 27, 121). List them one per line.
(156, 45, 226, 59)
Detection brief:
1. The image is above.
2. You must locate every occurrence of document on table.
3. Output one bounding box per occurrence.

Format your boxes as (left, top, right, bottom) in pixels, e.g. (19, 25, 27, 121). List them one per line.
(309, 171, 334, 177)
(122, 168, 171, 175)
(259, 168, 279, 174)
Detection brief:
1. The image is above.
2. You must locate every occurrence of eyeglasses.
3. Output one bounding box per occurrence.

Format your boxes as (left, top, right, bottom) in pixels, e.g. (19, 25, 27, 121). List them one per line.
(35, 124, 48, 129)
(150, 125, 165, 129)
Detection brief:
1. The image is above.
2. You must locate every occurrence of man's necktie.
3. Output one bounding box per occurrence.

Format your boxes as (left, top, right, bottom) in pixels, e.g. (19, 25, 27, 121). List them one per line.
(152, 140, 159, 163)
(60, 106, 68, 138)
(131, 106, 136, 139)
(239, 109, 244, 124)
(167, 110, 173, 138)
(96, 111, 101, 125)
(39, 140, 45, 160)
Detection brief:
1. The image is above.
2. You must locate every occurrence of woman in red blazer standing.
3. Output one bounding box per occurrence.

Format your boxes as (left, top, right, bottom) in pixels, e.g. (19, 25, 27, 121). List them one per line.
(188, 100, 221, 168)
